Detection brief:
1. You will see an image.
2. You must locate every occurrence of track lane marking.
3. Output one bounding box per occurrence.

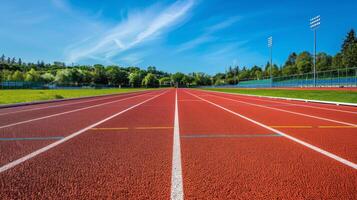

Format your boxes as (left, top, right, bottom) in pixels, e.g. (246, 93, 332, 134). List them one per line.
(0, 136, 64, 141)
(198, 91, 357, 127)
(0, 91, 157, 129)
(0, 90, 168, 173)
(89, 127, 173, 130)
(318, 126, 357, 129)
(136, 126, 173, 130)
(0, 91, 150, 116)
(203, 90, 357, 115)
(170, 89, 184, 200)
(181, 134, 281, 138)
(90, 128, 129, 130)
(270, 126, 313, 128)
(186, 90, 357, 169)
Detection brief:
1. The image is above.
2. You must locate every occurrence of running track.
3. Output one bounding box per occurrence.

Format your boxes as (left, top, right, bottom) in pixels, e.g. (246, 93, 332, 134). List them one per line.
(0, 88, 356, 199)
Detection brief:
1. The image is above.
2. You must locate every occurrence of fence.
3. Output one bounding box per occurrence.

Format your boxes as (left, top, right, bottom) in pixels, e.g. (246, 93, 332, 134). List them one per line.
(0, 81, 46, 89)
(273, 67, 357, 87)
(215, 67, 357, 88)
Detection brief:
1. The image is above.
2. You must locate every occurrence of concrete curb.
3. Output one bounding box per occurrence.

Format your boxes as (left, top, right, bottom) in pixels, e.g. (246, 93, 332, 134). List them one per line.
(0, 90, 150, 109)
(198, 89, 357, 107)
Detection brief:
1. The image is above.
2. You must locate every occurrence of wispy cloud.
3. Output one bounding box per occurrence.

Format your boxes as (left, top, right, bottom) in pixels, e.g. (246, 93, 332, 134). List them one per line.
(176, 16, 241, 53)
(66, 0, 195, 63)
(51, 0, 72, 13)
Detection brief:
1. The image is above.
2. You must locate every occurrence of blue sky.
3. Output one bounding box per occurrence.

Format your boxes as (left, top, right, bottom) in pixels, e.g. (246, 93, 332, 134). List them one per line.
(1, 0, 356, 74)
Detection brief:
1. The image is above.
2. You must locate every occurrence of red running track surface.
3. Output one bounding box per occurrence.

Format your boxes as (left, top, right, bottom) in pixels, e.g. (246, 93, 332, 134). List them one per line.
(0, 88, 356, 199)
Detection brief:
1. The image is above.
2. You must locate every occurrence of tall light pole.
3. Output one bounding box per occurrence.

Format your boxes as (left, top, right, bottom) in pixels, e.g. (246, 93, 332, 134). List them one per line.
(268, 36, 273, 87)
(310, 15, 320, 87)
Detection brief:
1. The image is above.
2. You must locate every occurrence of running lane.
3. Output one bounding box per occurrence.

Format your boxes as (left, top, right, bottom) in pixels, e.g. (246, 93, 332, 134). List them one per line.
(179, 89, 356, 199)
(204, 90, 357, 123)
(0, 90, 162, 166)
(190, 89, 357, 163)
(0, 90, 153, 127)
(0, 89, 174, 199)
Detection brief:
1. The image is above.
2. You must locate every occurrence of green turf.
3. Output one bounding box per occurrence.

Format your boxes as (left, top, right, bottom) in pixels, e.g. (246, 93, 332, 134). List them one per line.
(0, 88, 155, 105)
(201, 88, 357, 103)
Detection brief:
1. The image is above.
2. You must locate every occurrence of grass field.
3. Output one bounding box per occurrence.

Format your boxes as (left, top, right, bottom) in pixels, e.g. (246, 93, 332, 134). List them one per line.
(0, 88, 154, 105)
(201, 88, 357, 103)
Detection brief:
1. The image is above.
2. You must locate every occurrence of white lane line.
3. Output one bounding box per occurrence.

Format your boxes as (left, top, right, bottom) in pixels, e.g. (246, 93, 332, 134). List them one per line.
(198, 91, 357, 127)
(186, 90, 357, 169)
(0, 91, 149, 116)
(171, 89, 184, 200)
(0, 90, 168, 173)
(0, 91, 156, 129)
(204, 90, 357, 115)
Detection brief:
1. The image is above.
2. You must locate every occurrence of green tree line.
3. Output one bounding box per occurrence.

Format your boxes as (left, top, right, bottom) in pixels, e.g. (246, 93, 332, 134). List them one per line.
(213, 29, 357, 85)
(1, 29, 356, 87)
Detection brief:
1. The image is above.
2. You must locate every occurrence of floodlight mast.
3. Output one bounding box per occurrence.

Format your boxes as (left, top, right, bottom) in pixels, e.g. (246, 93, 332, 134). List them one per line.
(268, 36, 273, 86)
(310, 15, 320, 87)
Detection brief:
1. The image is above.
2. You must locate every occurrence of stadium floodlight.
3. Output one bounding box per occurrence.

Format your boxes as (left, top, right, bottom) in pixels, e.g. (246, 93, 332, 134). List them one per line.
(268, 36, 273, 85)
(310, 15, 320, 87)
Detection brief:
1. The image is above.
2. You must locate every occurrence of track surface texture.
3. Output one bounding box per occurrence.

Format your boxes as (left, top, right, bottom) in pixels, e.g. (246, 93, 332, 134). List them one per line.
(0, 88, 356, 199)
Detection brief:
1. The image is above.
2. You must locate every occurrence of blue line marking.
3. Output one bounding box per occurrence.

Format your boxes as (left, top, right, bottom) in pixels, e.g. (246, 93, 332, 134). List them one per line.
(181, 134, 282, 138)
(0, 136, 64, 141)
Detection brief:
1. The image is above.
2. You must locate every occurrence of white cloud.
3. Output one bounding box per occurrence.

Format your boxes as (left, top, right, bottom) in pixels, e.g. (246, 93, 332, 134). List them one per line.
(176, 16, 241, 53)
(66, 0, 195, 63)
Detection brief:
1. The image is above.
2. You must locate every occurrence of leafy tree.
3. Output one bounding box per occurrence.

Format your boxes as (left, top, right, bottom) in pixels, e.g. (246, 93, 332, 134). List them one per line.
(159, 77, 171, 86)
(106, 66, 121, 86)
(316, 52, 332, 71)
(182, 74, 194, 87)
(78, 69, 93, 85)
(332, 53, 343, 69)
(11, 70, 24, 81)
(296, 51, 313, 73)
(55, 69, 73, 84)
(282, 53, 298, 76)
(24, 68, 41, 82)
(171, 72, 185, 86)
(92, 64, 107, 85)
(41, 72, 55, 83)
(238, 67, 250, 80)
(128, 71, 141, 87)
(142, 73, 159, 87)
(342, 43, 357, 68)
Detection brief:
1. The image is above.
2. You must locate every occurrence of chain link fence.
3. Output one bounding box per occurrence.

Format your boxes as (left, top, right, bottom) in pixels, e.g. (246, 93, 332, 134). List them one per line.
(209, 67, 357, 88)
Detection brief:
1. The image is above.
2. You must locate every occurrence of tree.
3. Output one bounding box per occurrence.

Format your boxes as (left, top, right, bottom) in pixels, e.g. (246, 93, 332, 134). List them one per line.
(341, 29, 356, 53)
(332, 53, 343, 69)
(92, 64, 107, 85)
(159, 77, 171, 87)
(142, 73, 159, 87)
(11, 70, 24, 81)
(296, 51, 313, 74)
(128, 71, 141, 87)
(316, 52, 332, 71)
(171, 72, 185, 86)
(106, 66, 121, 86)
(24, 68, 41, 82)
(281, 53, 298, 76)
(342, 43, 357, 68)
(54, 69, 73, 84)
(182, 74, 194, 87)
(78, 69, 93, 85)
(238, 67, 250, 80)
(1, 54, 5, 63)
(41, 72, 55, 83)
